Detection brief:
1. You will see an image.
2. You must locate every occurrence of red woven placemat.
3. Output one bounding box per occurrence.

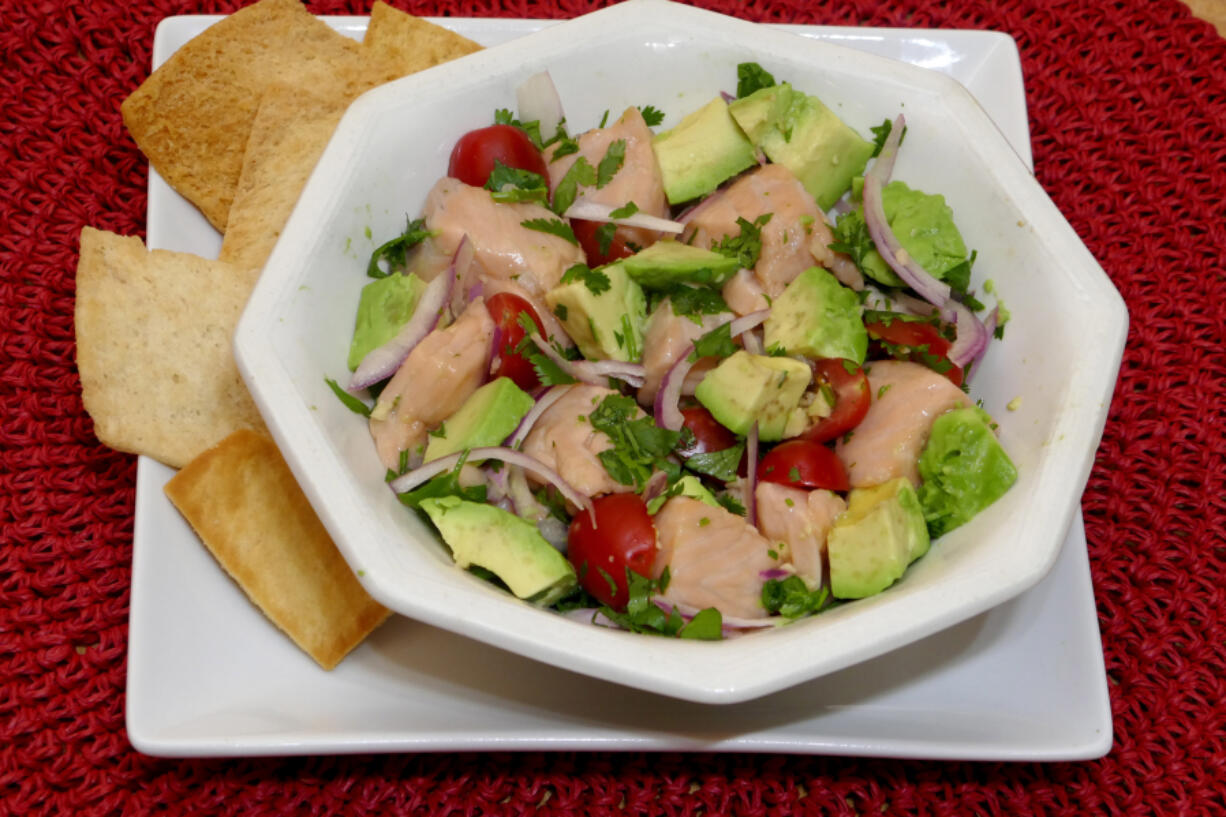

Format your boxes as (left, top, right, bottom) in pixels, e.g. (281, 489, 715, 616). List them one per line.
(2, 0, 1224, 814)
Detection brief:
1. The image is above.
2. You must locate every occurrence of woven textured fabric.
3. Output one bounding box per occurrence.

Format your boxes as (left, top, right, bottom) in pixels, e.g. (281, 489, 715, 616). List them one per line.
(2, 0, 1224, 814)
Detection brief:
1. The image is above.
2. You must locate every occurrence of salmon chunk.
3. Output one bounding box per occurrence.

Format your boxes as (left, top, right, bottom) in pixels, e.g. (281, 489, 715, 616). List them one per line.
(520, 384, 635, 499)
(755, 482, 846, 587)
(836, 360, 972, 488)
(369, 298, 494, 470)
(422, 177, 586, 301)
(636, 299, 730, 406)
(651, 496, 781, 620)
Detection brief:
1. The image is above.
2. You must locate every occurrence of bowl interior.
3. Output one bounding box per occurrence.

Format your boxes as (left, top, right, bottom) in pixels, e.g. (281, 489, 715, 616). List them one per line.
(236, 0, 1126, 704)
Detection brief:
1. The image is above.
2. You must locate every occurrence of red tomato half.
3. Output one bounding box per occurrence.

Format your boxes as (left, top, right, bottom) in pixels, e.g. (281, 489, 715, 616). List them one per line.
(677, 406, 738, 457)
(865, 317, 964, 387)
(572, 219, 636, 268)
(757, 439, 850, 493)
(567, 493, 658, 610)
(486, 292, 545, 392)
(801, 358, 871, 444)
(447, 124, 548, 189)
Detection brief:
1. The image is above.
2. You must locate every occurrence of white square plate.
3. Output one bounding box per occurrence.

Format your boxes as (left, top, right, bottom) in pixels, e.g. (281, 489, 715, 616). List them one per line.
(126, 15, 1111, 759)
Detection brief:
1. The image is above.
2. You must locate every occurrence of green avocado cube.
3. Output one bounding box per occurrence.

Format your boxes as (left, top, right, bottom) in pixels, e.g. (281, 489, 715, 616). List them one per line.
(423, 377, 535, 463)
(727, 83, 795, 144)
(620, 240, 741, 289)
(763, 267, 867, 364)
(693, 351, 811, 441)
(850, 181, 972, 289)
(419, 496, 577, 605)
(652, 97, 758, 205)
(827, 477, 930, 599)
(347, 272, 426, 370)
(545, 262, 646, 362)
(917, 407, 1017, 537)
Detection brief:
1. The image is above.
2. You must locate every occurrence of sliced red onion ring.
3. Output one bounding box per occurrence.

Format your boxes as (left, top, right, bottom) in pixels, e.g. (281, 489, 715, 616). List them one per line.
(943, 298, 991, 368)
(745, 422, 759, 527)
(527, 333, 646, 387)
(389, 446, 592, 522)
(964, 305, 999, 382)
(348, 248, 457, 392)
(740, 328, 764, 355)
(515, 71, 564, 141)
(862, 115, 951, 308)
(563, 200, 684, 234)
(653, 310, 770, 431)
(505, 385, 570, 450)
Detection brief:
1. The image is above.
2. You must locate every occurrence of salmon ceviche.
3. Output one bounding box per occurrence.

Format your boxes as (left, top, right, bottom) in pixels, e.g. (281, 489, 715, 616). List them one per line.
(333, 62, 1017, 639)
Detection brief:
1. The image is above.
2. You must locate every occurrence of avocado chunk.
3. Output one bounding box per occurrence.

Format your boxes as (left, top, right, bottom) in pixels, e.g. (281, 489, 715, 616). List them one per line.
(827, 477, 930, 599)
(419, 496, 577, 606)
(545, 262, 646, 362)
(763, 267, 867, 364)
(620, 240, 741, 289)
(838, 180, 972, 288)
(917, 407, 1017, 537)
(652, 97, 758, 205)
(646, 474, 720, 514)
(694, 350, 811, 441)
(729, 84, 874, 210)
(347, 272, 426, 370)
(423, 377, 536, 463)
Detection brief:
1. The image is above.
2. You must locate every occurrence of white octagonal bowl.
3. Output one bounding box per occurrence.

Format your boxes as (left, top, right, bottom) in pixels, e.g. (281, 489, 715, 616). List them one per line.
(235, 0, 1127, 704)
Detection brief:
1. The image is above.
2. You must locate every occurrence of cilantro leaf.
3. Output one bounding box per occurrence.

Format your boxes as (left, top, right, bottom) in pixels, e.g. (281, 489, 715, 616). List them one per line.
(609, 201, 639, 219)
(588, 394, 680, 491)
(679, 607, 723, 640)
(736, 62, 777, 98)
(655, 285, 730, 324)
(638, 105, 665, 126)
(549, 134, 581, 162)
(688, 322, 738, 362)
(521, 217, 578, 245)
(595, 222, 617, 256)
(397, 452, 487, 510)
(493, 108, 543, 148)
(715, 492, 746, 516)
(324, 377, 371, 417)
(560, 263, 611, 296)
(512, 313, 578, 387)
(683, 442, 745, 482)
(869, 118, 893, 158)
(367, 216, 433, 278)
(828, 210, 876, 270)
(711, 214, 772, 270)
(485, 160, 549, 204)
(596, 139, 627, 188)
(551, 156, 597, 214)
(761, 575, 831, 618)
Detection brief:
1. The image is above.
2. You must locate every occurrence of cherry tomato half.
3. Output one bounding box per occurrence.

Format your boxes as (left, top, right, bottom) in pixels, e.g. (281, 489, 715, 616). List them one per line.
(572, 219, 636, 268)
(865, 316, 964, 387)
(486, 292, 545, 392)
(447, 124, 548, 189)
(801, 358, 871, 444)
(677, 406, 738, 458)
(567, 493, 658, 610)
(756, 439, 850, 493)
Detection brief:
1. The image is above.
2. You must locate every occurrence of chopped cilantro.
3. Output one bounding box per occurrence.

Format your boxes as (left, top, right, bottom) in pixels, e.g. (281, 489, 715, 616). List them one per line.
(485, 160, 549, 204)
(560, 263, 611, 295)
(397, 452, 487, 510)
(736, 62, 777, 98)
(688, 322, 738, 362)
(521, 217, 578, 245)
(588, 394, 680, 491)
(553, 303, 569, 322)
(716, 492, 746, 516)
(325, 377, 371, 417)
(679, 607, 723, 640)
(712, 214, 772, 269)
(598, 110, 609, 128)
(493, 108, 543, 148)
(428, 422, 447, 439)
(683, 442, 744, 483)
(549, 134, 581, 162)
(609, 201, 639, 219)
(367, 216, 433, 278)
(761, 575, 831, 618)
(828, 210, 876, 272)
(639, 105, 665, 126)
(551, 156, 597, 214)
(651, 285, 729, 325)
(596, 139, 627, 188)
(595, 222, 617, 256)
(869, 118, 893, 158)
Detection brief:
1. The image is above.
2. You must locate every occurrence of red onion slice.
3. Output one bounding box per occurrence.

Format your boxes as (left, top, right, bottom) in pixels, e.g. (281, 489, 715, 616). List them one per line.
(348, 252, 456, 392)
(389, 446, 592, 522)
(505, 385, 569, 450)
(515, 71, 564, 141)
(862, 115, 951, 308)
(563, 200, 684, 234)
(963, 305, 999, 381)
(727, 309, 770, 338)
(943, 298, 990, 368)
(527, 332, 646, 387)
(446, 236, 477, 320)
